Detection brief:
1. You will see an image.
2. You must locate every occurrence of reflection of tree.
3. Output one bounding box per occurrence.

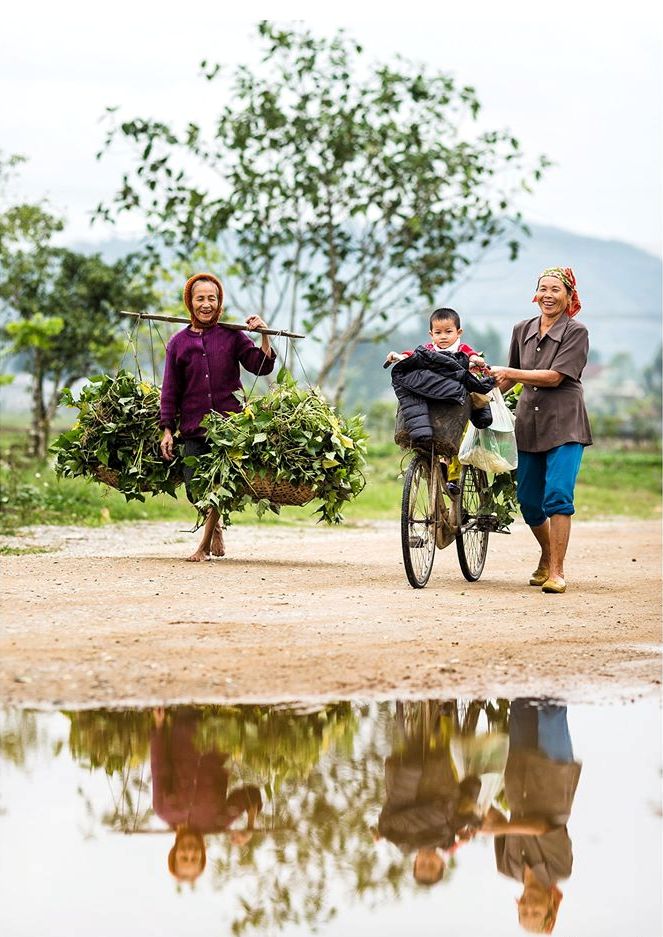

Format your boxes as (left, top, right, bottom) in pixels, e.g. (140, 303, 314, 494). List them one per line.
(65, 709, 153, 773)
(0, 710, 40, 768)
(207, 703, 405, 936)
(64, 708, 155, 832)
(0, 709, 59, 770)
(0, 709, 64, 820)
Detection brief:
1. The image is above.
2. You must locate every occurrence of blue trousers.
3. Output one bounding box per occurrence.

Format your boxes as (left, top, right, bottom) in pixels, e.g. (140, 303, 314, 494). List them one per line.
(510, 699, 574, 762)
(517, 443, 584, 528)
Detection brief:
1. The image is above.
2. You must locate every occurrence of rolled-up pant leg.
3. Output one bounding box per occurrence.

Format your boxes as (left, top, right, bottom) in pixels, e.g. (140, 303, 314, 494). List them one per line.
(183, 438, 211, 504)
(517, 443, 584, 527)
(516, 450, 547, 527)
(542, 443, 584, 518)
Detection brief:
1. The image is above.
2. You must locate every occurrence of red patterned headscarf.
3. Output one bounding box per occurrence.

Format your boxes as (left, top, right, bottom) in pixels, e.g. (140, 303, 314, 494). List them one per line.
(533, 267, 581, 318)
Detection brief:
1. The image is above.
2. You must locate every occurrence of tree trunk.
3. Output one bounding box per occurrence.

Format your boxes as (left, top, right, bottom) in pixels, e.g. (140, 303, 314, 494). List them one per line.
(29, 351, 49, 459)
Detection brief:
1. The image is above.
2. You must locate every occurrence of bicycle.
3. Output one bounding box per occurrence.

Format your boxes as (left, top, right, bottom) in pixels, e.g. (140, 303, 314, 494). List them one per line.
(400, 446, 501, 588)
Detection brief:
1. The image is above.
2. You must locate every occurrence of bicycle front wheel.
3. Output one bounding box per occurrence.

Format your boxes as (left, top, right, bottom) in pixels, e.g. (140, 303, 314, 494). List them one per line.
(456, 464, 489, 581)
(401, 454, 437, 588)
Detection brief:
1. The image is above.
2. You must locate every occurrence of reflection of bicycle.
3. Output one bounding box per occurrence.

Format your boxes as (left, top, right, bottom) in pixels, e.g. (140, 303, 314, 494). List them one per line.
(401, 448, 500, 589)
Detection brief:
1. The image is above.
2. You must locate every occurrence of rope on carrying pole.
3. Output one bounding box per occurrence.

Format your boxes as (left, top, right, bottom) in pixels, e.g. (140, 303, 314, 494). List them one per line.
(245, 331, 285, 401)
(119, 316, 143, 380)
(147, 319, 158, 384)
(291, 336, 315, 390)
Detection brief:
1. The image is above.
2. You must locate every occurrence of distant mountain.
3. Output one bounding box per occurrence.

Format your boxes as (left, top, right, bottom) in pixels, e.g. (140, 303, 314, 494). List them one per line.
(434, 224, 661, 358)
(3, 225, 659, 416)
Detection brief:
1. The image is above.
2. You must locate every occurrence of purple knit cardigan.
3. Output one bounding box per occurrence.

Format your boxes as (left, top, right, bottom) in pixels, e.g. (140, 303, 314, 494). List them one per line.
(159, 325, 276, 438)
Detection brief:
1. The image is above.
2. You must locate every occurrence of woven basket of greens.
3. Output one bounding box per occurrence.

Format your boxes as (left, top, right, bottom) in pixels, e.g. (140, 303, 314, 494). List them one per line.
(241, 473, 315, 506)
(189, 367, 367, 525)
(51, 370, 183, 501)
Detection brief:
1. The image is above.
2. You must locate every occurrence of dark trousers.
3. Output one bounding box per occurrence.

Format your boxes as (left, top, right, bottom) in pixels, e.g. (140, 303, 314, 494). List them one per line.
(183, 438, 211, 504)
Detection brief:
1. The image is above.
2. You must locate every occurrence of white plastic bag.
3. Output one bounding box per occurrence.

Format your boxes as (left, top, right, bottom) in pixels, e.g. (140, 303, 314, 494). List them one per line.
(450, 733, 510, 817)
(458, 391, 518, 474)
(458, 423, 480, 464)
(488, 387, 516, 432)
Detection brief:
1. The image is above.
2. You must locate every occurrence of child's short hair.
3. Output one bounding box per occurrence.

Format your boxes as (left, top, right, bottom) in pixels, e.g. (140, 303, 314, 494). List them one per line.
(430, 307, 461, 330)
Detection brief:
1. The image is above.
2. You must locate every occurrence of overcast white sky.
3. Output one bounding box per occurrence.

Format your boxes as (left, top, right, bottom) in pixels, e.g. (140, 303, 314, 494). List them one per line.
(2, 0, 661, 255)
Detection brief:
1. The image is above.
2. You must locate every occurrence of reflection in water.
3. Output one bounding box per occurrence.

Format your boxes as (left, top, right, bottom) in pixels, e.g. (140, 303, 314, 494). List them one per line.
(486, 701, 581, 934)
(151, 707, 262, 882)
(377, 701, 509, 888)
(1, 698, 659, 936)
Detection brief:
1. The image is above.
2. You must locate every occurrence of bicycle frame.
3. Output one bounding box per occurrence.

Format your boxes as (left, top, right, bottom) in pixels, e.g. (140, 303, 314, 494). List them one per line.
(422, 449, 455, 550)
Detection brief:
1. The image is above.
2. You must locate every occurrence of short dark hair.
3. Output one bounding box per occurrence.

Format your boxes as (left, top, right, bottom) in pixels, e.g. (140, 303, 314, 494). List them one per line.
(430, 307, 461, 330)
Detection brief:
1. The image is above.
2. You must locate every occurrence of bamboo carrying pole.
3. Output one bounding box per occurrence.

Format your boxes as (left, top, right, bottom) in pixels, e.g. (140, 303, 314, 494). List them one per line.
(111, 828, 294, 835)
(120, 310, 306, 339)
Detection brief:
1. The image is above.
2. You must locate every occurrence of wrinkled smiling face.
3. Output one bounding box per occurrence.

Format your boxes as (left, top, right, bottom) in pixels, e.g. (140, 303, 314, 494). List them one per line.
(535, 276, 569, 317)
(191, 280, 220, 327)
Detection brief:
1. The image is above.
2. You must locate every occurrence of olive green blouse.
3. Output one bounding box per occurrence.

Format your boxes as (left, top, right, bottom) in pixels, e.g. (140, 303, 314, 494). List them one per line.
(507, 315, 593, 453)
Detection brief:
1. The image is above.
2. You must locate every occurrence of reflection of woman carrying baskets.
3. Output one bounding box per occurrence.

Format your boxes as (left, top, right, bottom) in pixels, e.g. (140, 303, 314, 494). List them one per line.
(151, 707, 262, 883)
(159, 273, 276, 561)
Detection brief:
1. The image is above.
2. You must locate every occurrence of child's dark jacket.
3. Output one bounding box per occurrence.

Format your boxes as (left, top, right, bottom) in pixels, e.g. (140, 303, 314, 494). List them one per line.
(391, 346, 495, 445)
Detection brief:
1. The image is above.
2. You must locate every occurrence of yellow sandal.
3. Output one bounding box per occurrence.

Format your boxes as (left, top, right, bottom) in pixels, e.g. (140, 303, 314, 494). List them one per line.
(529, 567, 550, 586)
(541, 578, 566, 594)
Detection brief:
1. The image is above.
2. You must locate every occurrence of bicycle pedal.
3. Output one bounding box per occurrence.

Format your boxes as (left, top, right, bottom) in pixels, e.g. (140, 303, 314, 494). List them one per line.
(446, 482, 461, 498)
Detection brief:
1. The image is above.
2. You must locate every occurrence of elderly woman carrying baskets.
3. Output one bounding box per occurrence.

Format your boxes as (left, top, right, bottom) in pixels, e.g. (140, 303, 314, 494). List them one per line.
(159, 272, 276, 562)
(492, 268, 591, 594)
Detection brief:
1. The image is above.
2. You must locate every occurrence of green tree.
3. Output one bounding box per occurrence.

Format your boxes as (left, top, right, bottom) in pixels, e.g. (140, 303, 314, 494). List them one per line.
(0, 157, 157, 457)
(643, 345, 662, 418)
(97, 22, 548, 403)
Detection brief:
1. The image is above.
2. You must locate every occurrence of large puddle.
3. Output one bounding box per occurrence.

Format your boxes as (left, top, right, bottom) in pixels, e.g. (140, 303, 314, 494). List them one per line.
(0, 698, 660, 937)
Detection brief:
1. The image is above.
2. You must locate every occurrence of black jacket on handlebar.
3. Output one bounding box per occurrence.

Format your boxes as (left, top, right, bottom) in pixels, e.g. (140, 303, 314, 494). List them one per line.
(391, 346, 495, 445)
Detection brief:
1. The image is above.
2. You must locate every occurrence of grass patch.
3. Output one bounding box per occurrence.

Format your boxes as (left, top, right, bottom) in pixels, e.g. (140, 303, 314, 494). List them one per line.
(574, 449, 662, 520)
(1, 425, 660, 530)
(0, 545, 58, 555)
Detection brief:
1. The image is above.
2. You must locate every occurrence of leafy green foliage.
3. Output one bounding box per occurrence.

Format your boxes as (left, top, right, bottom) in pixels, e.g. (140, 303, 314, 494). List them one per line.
(48, 367, 366, 523)
(482, 470, 519, 530)
(502, 383, 523, 413)
(5, 313, 64, 349)
(190, 367, 367, 525)
(50, 370, 182, 502)
(0, 154, 158, 457)
(97, 23, 548, 402)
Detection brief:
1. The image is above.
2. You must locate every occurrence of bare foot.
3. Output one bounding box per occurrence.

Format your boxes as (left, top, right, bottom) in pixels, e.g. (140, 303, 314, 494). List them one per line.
(211, 525, 225, 557)
(186, 548, 211, 563)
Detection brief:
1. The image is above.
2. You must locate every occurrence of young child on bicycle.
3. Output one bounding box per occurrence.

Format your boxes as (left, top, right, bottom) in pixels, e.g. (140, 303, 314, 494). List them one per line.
(385, 307, 486, 371)
(386, 308, 490, 493)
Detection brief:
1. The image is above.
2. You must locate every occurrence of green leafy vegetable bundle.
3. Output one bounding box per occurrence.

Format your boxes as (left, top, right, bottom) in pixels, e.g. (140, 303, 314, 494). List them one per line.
(480, 385, 521, 529)
(190, 367, 367, 525)
(51, 370, 182, 501)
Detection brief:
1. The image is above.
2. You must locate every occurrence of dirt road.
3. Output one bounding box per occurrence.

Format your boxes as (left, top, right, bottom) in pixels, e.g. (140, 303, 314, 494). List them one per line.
(1, 519, 660, 707)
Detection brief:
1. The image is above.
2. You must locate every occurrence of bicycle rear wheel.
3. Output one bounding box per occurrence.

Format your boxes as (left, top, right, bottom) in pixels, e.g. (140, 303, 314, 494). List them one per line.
(401, 454, 437, 588)
(456, 464, 489, 581)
